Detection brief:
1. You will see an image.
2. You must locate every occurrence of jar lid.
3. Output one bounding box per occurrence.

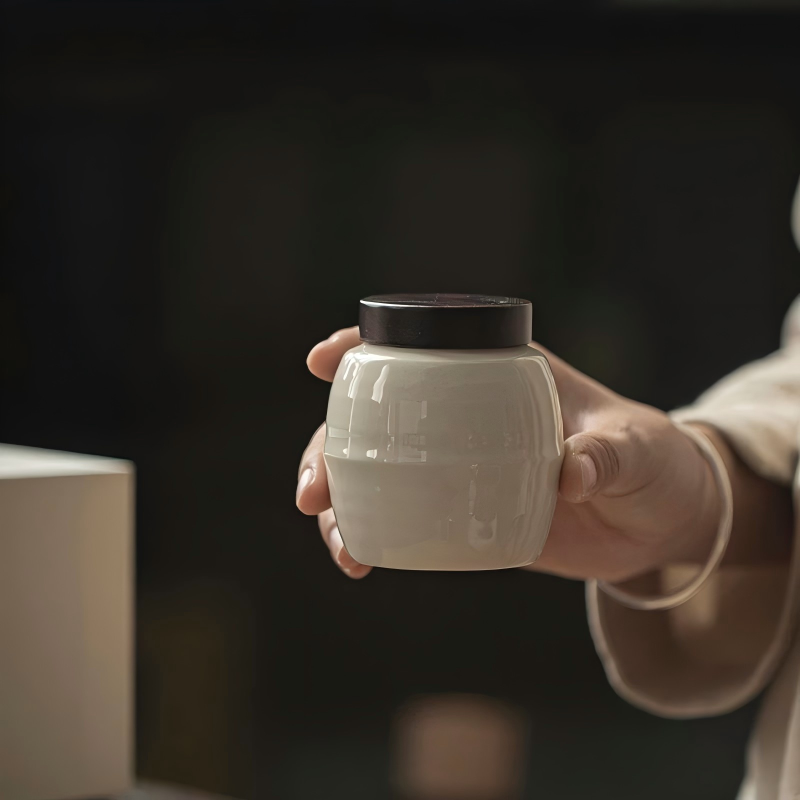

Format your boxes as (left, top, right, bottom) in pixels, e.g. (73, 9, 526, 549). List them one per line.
(359, 293, 532, 349)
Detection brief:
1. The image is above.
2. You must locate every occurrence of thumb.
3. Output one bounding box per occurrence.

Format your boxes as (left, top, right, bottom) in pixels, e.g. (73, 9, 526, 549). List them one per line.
(559, 431, 624, 504)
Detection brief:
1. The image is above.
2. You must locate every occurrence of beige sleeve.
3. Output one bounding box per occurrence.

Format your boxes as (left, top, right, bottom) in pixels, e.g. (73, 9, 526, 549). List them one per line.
(587, 297, 800, 718)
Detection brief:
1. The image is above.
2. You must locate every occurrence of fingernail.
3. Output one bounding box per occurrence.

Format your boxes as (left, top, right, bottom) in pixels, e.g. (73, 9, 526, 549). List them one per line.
(296, 468, 315, 504)
(576, 453, 598, 498)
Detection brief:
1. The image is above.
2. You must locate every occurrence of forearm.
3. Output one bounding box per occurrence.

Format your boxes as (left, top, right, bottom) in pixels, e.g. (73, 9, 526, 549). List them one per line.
(689, 423, 793, 566)
(586, 419, 797, 720)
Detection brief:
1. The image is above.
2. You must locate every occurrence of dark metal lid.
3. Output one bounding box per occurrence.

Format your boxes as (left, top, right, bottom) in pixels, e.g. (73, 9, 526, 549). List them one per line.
(359, 293, 532, 349)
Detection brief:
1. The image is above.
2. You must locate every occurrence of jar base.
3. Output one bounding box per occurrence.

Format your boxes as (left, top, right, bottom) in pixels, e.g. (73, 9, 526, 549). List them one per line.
(339, 528, 550, 572)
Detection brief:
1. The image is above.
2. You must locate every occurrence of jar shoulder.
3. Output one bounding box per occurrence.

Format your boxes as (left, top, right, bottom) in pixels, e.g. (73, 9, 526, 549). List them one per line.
(330, 343, 557, 404)
(336, 343, 549, 369)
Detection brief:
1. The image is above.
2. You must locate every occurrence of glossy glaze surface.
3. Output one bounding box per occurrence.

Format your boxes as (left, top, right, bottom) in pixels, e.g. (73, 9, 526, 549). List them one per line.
(324, 344, 564, 570)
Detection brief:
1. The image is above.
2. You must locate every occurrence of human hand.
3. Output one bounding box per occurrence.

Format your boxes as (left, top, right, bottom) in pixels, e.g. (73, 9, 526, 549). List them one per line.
(297, 327, 721, 582)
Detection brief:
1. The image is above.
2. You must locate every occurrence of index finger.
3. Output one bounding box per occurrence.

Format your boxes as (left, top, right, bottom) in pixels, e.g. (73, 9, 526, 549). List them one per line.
(307, 326, 361, 382)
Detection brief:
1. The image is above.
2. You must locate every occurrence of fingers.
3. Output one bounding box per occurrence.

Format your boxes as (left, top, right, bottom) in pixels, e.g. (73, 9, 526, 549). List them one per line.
(558, 407, 669, 504)
(318, 508, 372, 580)
(528, 341, 582, 393)
(528, 341, 613, 438)
(529, 345, 619, 519)
(297, 425, 371, 579)
(296, 424, 331, 515)
(307, 326, 361, 382)
(302, 326, 370, 578)
(559, 431, 620, 503)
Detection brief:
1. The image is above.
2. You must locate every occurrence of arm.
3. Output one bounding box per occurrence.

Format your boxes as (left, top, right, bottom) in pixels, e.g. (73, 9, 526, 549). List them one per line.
(688, 423, 792, 568)
(589, 302, 800, 717)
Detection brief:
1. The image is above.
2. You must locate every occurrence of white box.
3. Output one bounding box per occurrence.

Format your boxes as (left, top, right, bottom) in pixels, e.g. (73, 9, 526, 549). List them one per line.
(0, 444, 134, 800)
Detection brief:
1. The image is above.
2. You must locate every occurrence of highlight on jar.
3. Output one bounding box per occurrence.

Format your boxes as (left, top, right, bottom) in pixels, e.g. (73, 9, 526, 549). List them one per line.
(323, 294, 564, 571)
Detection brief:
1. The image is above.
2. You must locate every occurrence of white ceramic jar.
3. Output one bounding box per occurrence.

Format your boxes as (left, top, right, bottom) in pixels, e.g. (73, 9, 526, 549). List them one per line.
(324, 295, 563, 571)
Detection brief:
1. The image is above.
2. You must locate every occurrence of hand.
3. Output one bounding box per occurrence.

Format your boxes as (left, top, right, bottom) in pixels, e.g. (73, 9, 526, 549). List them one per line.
(297, 327, 723, 582)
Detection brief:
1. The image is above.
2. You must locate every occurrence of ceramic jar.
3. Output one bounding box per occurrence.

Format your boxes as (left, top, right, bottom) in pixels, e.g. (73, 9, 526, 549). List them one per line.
(324, 294, 563, 570)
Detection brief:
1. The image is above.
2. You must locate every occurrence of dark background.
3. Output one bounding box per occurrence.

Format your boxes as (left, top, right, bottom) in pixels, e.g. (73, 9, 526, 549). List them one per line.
(3, 2, 800, 798)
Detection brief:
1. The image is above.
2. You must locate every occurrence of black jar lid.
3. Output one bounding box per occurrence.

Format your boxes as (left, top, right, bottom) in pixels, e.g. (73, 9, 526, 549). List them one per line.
(359, 293, 532, 349)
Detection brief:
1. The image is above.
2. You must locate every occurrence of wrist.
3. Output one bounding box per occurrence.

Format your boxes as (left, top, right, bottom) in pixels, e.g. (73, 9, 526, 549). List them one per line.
(597, 421, 735, 610)
(684, 423, 792, 566)
(668, 422, 726, 565)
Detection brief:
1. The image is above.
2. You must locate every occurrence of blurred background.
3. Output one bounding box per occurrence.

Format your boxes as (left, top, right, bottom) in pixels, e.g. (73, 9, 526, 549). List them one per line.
(3, 2, 800, 798)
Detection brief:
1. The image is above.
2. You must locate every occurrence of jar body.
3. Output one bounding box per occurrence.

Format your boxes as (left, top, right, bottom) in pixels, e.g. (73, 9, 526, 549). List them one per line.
(324, 344, 563, 570)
